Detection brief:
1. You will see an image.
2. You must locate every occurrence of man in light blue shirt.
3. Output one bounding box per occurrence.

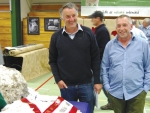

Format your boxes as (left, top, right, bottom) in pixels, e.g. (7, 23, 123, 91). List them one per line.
(101, 15, 150, 113)
(131, 19, 148, 41)
(139, 18, 150, 43)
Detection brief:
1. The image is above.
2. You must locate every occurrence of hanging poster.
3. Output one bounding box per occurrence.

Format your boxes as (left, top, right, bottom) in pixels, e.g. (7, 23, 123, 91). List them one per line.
(81, 0, 150, 17)
(27, 17, 40, 35)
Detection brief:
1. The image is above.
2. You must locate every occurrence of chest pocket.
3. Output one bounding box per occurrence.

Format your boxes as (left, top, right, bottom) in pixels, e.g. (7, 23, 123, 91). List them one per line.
(130, 51, 143, 64)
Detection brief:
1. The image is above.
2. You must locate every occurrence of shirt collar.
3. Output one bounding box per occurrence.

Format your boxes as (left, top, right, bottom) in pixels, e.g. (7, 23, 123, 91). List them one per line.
(114, 32, 135, 43)
(132, 26, 136, 29)
(62, 23, 83, 34)
(146, 25, 150, 29)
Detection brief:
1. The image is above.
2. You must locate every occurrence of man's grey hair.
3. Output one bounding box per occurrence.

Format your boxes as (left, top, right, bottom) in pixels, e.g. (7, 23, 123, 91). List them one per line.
(143, 18, 150, 25)
(116, 14, 132, 24)
(59, 2, 78, 19)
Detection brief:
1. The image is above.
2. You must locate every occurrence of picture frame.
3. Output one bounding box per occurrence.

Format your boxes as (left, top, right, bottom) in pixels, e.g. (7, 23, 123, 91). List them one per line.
(44, 18, 61, 31)
(27, 17, 40, 35)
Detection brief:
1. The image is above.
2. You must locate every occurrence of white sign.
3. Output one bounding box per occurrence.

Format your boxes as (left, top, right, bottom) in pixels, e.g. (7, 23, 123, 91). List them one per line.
(81, 6, 150, 17)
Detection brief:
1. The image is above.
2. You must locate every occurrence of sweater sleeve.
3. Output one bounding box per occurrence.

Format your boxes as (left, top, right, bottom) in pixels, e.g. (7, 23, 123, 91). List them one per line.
(49, 33, 61, 83)
(96, 29, 110, 60)
(90, 31, 101, 84)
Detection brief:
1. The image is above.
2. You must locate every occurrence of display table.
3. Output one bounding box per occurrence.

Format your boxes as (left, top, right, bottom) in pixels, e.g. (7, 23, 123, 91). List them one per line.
(4, 48, 50, 81)
(69, 101, 91, 113)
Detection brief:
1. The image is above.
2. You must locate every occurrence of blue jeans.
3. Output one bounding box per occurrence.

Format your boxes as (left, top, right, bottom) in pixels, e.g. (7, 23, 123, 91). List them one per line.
(60, 83, 94, 113)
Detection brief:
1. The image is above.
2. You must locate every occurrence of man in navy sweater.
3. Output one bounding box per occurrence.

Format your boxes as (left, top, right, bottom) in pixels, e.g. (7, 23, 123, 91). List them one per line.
(89, 11, 111, 110)
(49, 2, 102, 113)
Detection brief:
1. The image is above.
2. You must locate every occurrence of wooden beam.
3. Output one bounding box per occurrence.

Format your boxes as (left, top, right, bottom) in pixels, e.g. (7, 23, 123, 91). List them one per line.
(0, 12, 10, 19)
(23, 35, 51, 48)
(23, 34, 52, 43)
(0, 27, 11, 33)
(0, 40, 12, 50)
(28, 11, 81, 18)
(0, 34, 12, 49)
(0, 34, 12, 40)
(0, 5, 9, 11)
(28, 12, 60, 17)
(0, 19, 11, 26)
(31, 4, 81, 11)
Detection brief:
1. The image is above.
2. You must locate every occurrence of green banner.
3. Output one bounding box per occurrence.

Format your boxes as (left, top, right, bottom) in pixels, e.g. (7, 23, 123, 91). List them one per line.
(81, 0, 150, 6)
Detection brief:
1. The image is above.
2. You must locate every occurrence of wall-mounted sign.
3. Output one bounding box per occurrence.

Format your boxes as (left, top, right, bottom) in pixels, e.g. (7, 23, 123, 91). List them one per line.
(81, 0, 150, 17)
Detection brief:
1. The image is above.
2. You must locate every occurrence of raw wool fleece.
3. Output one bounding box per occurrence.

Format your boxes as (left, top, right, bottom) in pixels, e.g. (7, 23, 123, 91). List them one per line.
(0, 65, 29, 104)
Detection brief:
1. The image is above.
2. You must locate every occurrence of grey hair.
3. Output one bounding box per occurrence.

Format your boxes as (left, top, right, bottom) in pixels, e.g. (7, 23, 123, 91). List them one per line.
(143, 18, 150, 25)
(59, 2, 78, 19)
(116, 14, 132, 24)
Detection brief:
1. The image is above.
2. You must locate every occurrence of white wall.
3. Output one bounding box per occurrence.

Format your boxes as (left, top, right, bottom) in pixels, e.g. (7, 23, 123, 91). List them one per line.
(20, 0, 32, 20)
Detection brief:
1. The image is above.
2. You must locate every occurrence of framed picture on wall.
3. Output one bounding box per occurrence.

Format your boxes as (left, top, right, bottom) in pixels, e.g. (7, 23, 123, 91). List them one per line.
(27, 17, 40, 35)
(44, 18, 61, 31)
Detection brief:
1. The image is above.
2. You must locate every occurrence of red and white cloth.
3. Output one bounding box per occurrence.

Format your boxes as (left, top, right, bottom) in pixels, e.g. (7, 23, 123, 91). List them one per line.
(1, 95, 81, 113)
(21, 96, 79, 113)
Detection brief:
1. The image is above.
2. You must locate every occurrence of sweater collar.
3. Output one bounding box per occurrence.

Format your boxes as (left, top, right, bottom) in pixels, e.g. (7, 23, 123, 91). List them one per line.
(62, 23, 83, 34)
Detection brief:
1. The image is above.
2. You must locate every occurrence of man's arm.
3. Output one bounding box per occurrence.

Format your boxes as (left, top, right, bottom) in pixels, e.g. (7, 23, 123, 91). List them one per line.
(49, 34, 61, 83)
(143, 41, 150, 92)
(101, 43, 111, 92)
(89, 30, 103, 93)
(90, 31, 101, 84)
(96, 29, 110, 60)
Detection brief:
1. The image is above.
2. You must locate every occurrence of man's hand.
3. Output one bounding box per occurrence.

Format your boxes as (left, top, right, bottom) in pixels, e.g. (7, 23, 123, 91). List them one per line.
(57, 80, 68, 89)
(94, 84, 103, 94)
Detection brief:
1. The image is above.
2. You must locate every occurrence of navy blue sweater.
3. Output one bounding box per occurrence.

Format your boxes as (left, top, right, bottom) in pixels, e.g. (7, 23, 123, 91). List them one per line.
(95, 24, 110, 60)
(49, 26, 101, 85)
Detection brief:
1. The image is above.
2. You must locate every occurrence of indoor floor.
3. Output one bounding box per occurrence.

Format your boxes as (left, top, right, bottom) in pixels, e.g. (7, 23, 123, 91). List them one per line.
(27, 72, 150, 113)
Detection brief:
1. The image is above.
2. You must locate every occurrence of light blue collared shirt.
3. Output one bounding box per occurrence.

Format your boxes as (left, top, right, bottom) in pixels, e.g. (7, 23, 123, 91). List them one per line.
(131, 26, 148, 41)
(62, 24, 83, 39)
(139, 25, 150, 42)
(101, 35, 150, 100)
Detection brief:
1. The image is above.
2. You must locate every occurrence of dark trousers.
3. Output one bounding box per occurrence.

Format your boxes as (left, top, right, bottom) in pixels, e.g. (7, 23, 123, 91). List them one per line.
(103, 87, 111, 103)
(100, 76, 110, 103)
(108, 91, 147, 113)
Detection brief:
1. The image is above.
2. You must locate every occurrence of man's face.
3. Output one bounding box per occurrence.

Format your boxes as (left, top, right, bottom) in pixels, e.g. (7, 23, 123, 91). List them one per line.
(62, 8, 78, 29)
(91, 17, 100, 27)
(116, 17, 132, 39)
(143, 21, 149, 28)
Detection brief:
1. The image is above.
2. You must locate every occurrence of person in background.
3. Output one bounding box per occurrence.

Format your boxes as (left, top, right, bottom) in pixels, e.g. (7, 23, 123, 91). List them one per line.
(131, 19, 148, 41)
(48, 19, 54, 26)
(49, 2, 102, 113)
(102, 14, 150, 113)
(89, 11, 112, 110)
(138, 18, 150, 43)
(0, 45, 4, 65)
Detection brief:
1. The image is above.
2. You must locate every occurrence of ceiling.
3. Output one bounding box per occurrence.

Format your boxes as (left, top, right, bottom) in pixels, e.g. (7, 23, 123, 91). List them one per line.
(0, 0, 81, 4)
